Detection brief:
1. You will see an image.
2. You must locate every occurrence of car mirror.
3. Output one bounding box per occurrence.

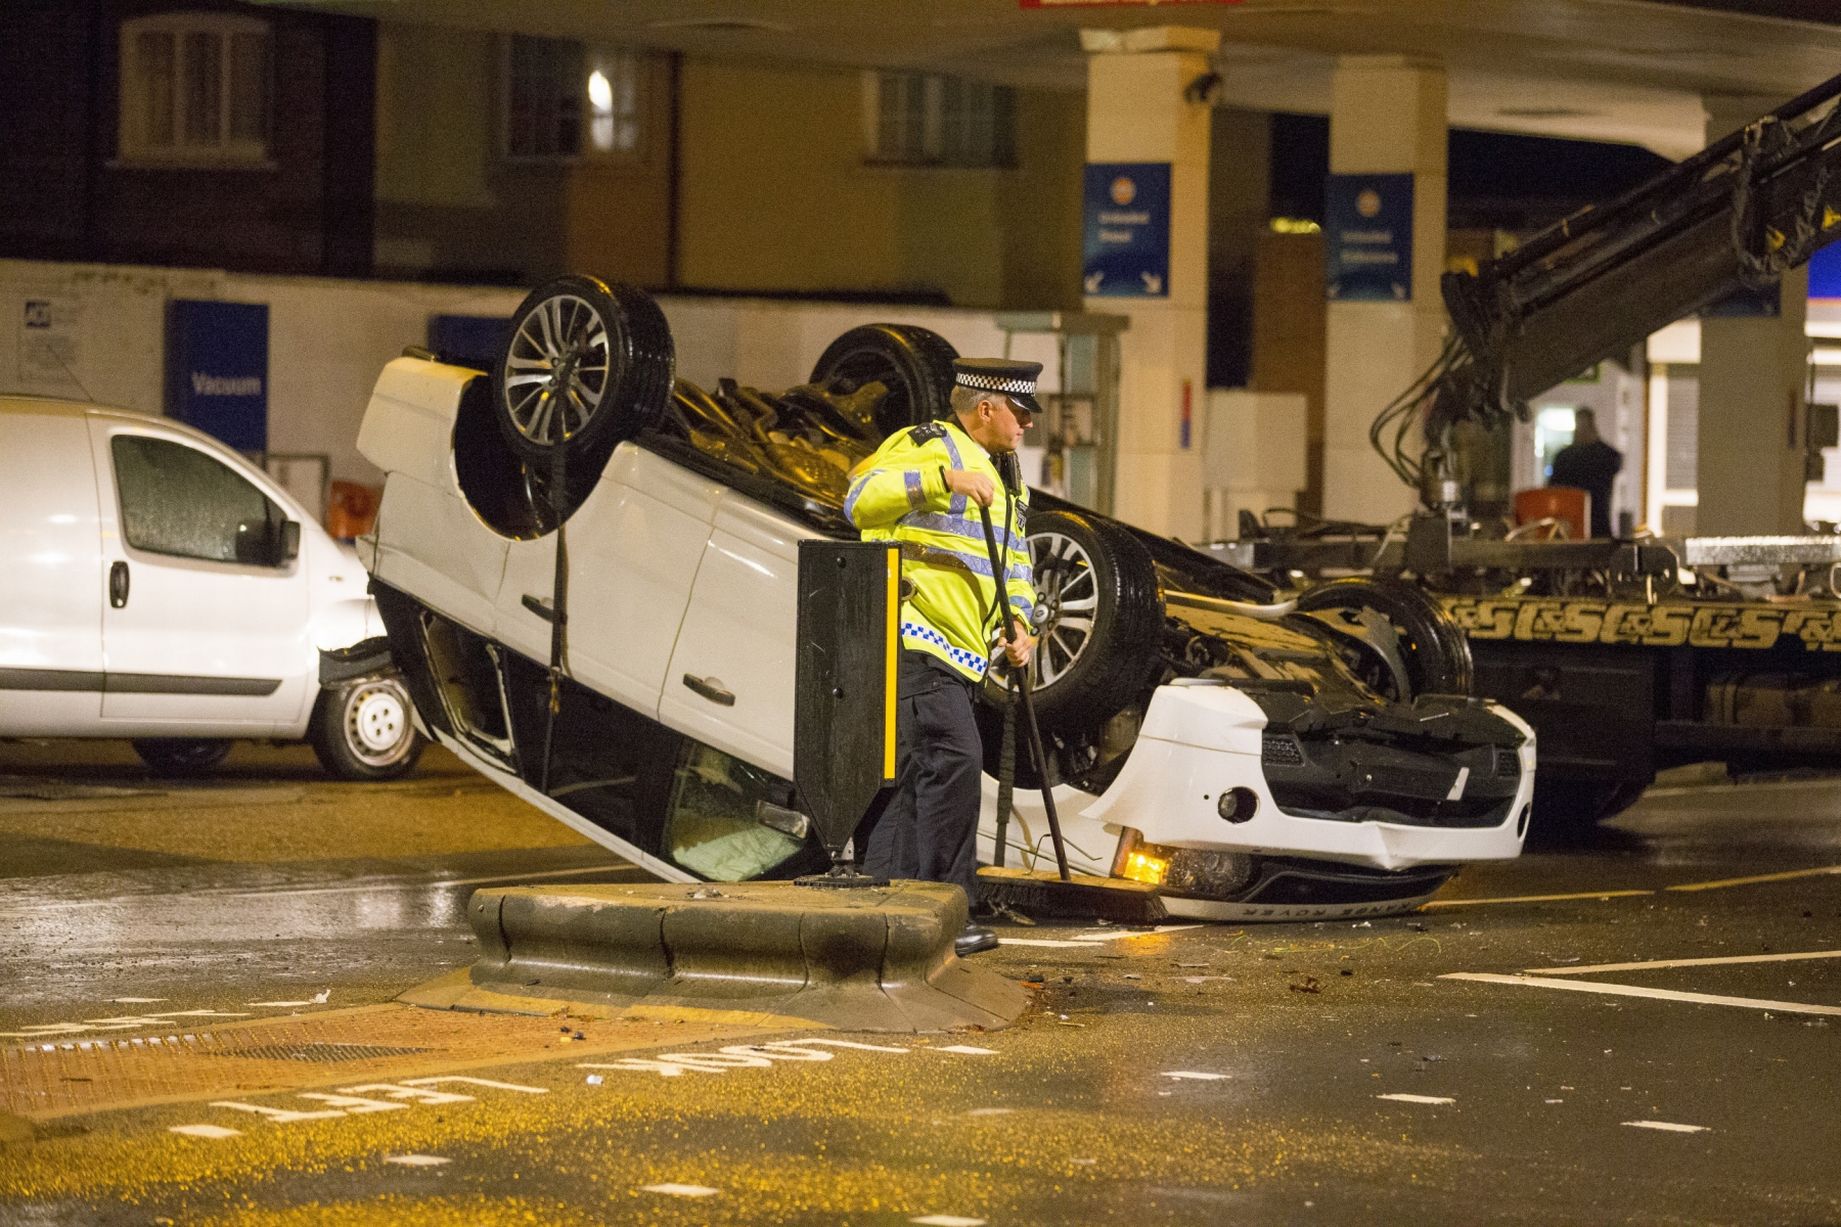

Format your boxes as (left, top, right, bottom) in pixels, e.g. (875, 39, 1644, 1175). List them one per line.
(278, 519, 301, 564)
(234, 518, 300, 566)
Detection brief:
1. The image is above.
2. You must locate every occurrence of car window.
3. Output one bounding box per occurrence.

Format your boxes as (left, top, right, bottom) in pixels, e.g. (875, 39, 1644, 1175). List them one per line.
(111, 434, 285, 566)
(662, 742, 809, 881)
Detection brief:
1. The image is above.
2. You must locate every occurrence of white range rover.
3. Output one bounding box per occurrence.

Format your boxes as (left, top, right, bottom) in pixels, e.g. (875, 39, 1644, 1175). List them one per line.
(355, 276, 1535, 920)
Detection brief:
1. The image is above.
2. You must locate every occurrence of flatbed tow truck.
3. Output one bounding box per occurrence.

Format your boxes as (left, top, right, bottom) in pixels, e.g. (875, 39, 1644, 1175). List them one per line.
(1215, 69, 1841, 831)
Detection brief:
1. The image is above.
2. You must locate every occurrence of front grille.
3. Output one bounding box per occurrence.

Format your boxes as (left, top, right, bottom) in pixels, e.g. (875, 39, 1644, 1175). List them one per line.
(1261, 733, 1304, 767)
(1493, 746, 1521, 779)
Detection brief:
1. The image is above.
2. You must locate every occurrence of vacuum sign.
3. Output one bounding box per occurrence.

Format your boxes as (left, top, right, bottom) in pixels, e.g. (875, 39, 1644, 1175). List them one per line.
(166, 299, 269, 452)
(1082, 162, 1171, 298)
(1326, 173, 1414, 302)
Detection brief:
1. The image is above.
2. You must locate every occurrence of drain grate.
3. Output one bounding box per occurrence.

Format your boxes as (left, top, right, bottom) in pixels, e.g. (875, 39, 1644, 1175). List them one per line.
(216, 1042, 432, 1063)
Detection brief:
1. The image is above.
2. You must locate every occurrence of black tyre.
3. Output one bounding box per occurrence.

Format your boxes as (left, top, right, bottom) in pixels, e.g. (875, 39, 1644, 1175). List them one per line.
(1020, 509, 1165, 732)
(493, 274, 675, 468)
(1528, 778, 1648, 846)
(808, 324, 958, 436)
(1296, 576, 1474, 700)
(132, 738, 232, 775)
(309, 675, 425, 781)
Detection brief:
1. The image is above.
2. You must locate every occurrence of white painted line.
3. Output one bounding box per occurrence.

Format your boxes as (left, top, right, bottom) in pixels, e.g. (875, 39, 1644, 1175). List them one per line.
(1623, 1120, 1709, 1134)
(1667, 865, 1841, 893)
(998, 938, 1094, 948)
(169, 1124, 241, 1139)
(935, 1045, 997, 1055)
(641, 1184, 719, 1198)
(966, 1107, 1015, 1117)
(1525, 949, 1841, 977)
(1377, 1093, 1455, 1105)
(1442, 972, 1841, 1016)
(1162, 1071, 1230, 1081)
(247, 1001, 318, 1008)
(912, 1217, 987, 1227)
(385, 1154, 450, 1167)
(111, 997, 165, 1004)
(1421, 889, 1653, 908)
(1003, 923, 1202, 948)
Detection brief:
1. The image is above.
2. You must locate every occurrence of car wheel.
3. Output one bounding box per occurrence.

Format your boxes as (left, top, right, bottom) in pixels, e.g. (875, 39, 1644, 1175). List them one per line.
(132, 738, 232, 775)
(1020, 509, 1165, 733)
(309, 676, 425, 781)
(1295, 576, 1474, 700)
(808, 324, 959, 436)
(493, 274, 675, 470)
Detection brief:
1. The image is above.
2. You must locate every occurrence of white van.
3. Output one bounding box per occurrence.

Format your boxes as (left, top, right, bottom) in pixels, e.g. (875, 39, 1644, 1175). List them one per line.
(0, 396, 422, 778)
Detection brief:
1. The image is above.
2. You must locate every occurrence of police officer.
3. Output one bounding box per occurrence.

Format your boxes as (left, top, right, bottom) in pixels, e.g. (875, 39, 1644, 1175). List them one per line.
(846, 358, 1040, 956)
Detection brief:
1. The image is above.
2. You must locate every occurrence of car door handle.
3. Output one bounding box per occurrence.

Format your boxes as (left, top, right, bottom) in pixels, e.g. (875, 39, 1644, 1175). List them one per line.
(682, 673, 735, 706)
(109, 561, 130, 609)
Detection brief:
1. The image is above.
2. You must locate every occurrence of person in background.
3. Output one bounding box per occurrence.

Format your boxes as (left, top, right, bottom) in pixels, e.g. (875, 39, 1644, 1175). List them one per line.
(1549, 407, 1623, 538)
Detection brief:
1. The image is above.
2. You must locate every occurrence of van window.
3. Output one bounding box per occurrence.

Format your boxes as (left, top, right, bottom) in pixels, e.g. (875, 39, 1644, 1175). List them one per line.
(111, 434, 285, 566)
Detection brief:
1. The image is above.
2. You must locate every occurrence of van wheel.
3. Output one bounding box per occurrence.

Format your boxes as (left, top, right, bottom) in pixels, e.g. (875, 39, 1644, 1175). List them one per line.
(1295, 577, 1474, 700)
(493, 274, 676, 469)
(808, 324, 959, 436)
(1021, 509, 1165, 733)
(310, 676, 425, 781)
(132, 738, 232, 775)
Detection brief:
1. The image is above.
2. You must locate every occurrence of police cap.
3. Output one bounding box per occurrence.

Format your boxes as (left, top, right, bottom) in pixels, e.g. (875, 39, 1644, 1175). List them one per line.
(952, 357, 1042, 419)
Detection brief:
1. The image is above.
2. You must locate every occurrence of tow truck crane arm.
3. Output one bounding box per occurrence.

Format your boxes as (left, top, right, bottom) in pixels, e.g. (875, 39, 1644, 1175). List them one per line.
(1377, 70, 1841, 493)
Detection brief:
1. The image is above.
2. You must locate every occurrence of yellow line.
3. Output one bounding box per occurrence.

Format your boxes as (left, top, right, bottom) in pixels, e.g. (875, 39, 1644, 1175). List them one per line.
(884, 546, 899, 782)
(1666, 865, 1841, 893)
(1421, 889, 1654, 908)
(1525, 949, 1841, 977)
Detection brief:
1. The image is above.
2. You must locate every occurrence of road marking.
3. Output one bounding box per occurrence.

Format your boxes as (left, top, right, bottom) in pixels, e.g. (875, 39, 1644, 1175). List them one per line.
(967, 1107, 1015, 1116)
(1525, 949, 1841, 976)
(1162, 1071, 1230, 1081)
(201, 1077, 546, 1129)
(642, 1184, 719, 1198)
(935, 1045, 996, 1055)
(1442, 972, 1841, 1016)
(1002, 924, 1202, 948)
(1421, 889, 1653, 909)
(169, 1124, 241, 1139)
(912, 1217, 987, 1226)
(1, 1009, 251, 1040)
(1377, 1093, 1455, 1105)
(385, 1154, 451, 1167)
(1666, 865, 1841, 892)
(581, 1037, 912, 1079)
(1623, 1120, 1709, 1134)
(247, 1000, 319, 1008)
(111, 997, 165, 1004)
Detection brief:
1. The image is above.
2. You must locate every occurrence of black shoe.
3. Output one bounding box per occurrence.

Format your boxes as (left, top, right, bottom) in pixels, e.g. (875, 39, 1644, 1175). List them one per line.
(955, 924, 999, 956)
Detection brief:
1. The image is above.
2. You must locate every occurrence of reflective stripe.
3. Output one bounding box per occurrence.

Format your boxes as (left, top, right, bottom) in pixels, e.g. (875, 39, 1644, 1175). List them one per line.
(901, 620, 989, 676)
(900, 510, 1026, 554)
(843, 472, 873, 524)
(940, 430, 966, 514)
(903, 469, 925, 509)
(901, 541, 1030, 582)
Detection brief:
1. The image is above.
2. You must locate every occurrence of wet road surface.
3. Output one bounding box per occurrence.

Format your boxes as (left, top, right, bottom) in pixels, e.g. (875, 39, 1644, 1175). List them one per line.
(3, 741, 1840, 1224)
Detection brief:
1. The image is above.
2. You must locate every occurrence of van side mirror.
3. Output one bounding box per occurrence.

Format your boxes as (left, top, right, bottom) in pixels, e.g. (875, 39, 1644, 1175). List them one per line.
(278, 519, 301, 564)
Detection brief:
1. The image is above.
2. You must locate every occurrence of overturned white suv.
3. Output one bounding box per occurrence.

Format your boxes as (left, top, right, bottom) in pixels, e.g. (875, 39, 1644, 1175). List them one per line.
(356, 276, 1534, 919)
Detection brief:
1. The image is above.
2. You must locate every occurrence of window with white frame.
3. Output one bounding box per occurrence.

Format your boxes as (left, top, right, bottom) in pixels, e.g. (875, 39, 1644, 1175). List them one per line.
(865, 72, 1015, 168)
(505, 36, 642, 160)
(119, 13, 270, 163)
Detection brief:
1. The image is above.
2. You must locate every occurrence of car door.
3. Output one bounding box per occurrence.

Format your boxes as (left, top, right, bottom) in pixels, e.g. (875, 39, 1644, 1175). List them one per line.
(658, 491, 809, 778)
(0, 407, 106, 735)
(495, 444, 723, 720)
(92, 419, 311, 733)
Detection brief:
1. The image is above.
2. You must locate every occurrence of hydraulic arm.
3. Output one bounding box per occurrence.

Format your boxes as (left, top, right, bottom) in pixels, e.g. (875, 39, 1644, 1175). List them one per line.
(1376, 70, 1841, 492)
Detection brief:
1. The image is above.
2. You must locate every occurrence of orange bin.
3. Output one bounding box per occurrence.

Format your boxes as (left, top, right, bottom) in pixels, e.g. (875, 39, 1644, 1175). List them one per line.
(325, 480, 381, 539)
(1512, 486, 1590, 539)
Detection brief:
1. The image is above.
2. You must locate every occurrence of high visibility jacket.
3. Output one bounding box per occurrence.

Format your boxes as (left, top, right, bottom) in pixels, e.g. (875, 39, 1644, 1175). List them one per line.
(845, 419, 1037, 682)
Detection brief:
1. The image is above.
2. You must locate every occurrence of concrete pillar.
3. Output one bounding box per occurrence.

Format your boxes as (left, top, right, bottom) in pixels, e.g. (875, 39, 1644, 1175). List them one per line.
(1321, 56, 1447, 524)
(1082, 26, 1217, 539)
(1695, 95, 1810, 537)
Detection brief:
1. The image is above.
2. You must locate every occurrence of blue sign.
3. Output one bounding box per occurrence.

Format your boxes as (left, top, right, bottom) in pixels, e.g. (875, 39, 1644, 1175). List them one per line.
(166, 300, 269, 453)
(1809, 243, 1841, 299)
(1082, 162, 1171, 298)
(429, 313, 512, 372)
(1326, 173, 1415, 302)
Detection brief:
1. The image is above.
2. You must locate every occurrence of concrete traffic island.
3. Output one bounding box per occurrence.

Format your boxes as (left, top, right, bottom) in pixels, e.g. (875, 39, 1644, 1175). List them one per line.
(402, 880, 1030, 1033)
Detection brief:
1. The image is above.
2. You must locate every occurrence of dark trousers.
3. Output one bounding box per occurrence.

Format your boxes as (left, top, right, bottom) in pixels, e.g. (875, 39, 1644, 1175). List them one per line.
(856, 651, 983, 902)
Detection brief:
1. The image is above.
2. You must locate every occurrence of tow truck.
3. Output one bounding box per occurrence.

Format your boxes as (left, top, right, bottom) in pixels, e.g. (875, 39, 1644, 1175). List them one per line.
(1216, 69, 1841, 833)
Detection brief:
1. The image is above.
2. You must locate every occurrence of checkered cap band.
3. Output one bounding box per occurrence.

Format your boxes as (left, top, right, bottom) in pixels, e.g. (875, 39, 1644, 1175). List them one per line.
(956, 372, 1037, 396)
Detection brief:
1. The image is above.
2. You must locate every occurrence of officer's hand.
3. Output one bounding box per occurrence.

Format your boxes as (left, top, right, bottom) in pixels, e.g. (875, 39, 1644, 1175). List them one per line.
(1003, 625, 1034, 669)
(945, 469, 996, 508)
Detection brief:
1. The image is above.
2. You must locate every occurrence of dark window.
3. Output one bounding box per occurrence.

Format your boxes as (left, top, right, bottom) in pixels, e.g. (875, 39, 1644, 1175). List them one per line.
(119, 14, 270, 163)
(111, 435, 285, 566)
(506, 38, 643, 160)
(867, 72, 1015, 168)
